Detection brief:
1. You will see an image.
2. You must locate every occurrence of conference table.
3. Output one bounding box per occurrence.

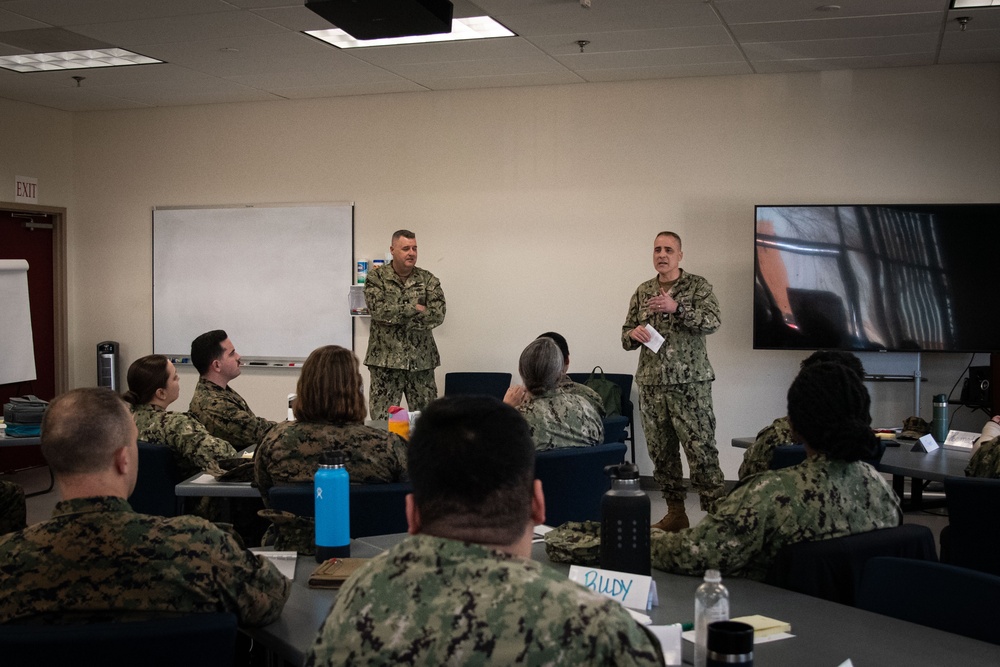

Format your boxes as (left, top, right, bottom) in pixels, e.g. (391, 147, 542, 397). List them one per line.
(248, 534, 1000, 667)
(731, 436, 972, 510)
(0, 435, 53, 497)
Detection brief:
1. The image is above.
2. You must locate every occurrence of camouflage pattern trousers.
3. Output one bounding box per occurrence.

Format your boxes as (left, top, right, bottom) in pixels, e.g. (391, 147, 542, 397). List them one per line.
(368, 366, 438, 418)
(638, 381, 725, 511)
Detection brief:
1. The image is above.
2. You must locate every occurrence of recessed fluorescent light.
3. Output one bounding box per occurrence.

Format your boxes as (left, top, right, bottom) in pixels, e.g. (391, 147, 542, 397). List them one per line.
(0, 48, 161, 73)
(951, 0, 1000, 7)
(306, 16, 514, 49)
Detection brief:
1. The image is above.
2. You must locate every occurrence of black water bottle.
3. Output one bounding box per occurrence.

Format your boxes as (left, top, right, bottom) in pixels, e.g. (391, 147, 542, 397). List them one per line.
(600, 463, 651, 575)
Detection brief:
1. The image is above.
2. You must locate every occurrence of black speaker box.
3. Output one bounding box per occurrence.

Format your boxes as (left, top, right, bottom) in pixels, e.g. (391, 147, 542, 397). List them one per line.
(960, 366, 991, 407)
(306, 0, 454, 40)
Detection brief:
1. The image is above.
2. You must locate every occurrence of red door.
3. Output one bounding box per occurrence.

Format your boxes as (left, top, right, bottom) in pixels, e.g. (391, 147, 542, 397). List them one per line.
(0, 209, 55, 472)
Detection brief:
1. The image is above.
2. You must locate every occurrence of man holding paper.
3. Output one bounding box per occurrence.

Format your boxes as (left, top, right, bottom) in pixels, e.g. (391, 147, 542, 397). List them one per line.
(622, 231, 724, 532)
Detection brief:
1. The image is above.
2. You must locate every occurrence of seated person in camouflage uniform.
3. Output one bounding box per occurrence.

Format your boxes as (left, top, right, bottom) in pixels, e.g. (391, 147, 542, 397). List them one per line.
(0, 480, 26, 536)
(738, 350, 865, 480)
(537, 331, 606, 416)
(0, 387, 290, 625)
(254, 344, 408, 503)
(503, 337, 603, 450)
(966, 415, 1000, 478)
(306, 395, 664, 666)
(123, 354, 239, 479)
(189, 329, 276, 450)
(651, 362, 901, 581)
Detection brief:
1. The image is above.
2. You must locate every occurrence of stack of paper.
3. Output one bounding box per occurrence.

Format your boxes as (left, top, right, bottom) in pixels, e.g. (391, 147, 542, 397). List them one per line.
(731, 614, 792, 637)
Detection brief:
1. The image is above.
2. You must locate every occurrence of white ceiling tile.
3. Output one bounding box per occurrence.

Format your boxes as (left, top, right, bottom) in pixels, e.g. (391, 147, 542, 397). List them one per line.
(66, 9, 286, 48)
(744, 34, 940, 62)
(715, 0, 948, 24)
(418, 68, 585, 90)
(753, 52, 936, 73)
(732, 13, 945, 43)
(0, 0, 236, 26)
(579, 60, 753, 82)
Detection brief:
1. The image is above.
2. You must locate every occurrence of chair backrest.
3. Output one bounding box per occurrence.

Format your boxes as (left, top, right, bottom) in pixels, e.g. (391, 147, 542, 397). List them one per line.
(534, 442, 627, 525)
(769, 441, 886, 472)
(858, 557, 1000, 645)
(768, 444, 807, 470)
(443, 372, 512, 401)
(269, 482, 413, 538)
(0, 612, 238, 666)
(941, 476, 1000, 575)
(763, 524, 937, 606)
(128, 441, 181, 517)
(602, 415, 629, 444)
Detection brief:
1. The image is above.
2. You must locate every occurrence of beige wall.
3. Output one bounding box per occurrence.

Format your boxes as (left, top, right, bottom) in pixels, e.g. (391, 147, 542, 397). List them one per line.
(7, 62, 1000, 478)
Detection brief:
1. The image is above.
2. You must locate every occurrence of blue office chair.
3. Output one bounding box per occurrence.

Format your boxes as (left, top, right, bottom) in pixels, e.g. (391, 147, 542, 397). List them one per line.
(568, 372, 636, 463)
(768, 441, 886, 472)
(858, 557, 1000, 645)
(941, 476, 1000, 576)
(602, 415, 629, 444)
(269, 482, 412, 537)
(128, 440, 182, 517)
(0, 612, 238, 666)
(443, 372, 512, 401)
(764, 523, 937, 606)
(535, 442, 627, 525)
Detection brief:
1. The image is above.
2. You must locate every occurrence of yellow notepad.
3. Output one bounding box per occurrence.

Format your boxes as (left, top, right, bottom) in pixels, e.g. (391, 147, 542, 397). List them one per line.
(731, 614, 792, 637)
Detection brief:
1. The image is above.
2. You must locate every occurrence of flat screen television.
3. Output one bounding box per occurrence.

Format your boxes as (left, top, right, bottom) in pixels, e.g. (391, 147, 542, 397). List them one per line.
(754, 204, 1000, 353)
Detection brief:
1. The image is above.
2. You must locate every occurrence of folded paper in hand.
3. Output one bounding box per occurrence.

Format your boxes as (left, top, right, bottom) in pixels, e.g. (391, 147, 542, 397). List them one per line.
(308, 558, 369, 589)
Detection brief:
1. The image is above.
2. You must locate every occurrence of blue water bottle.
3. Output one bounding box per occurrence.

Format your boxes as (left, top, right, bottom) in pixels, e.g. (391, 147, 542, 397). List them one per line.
(315, 452, 350, 562)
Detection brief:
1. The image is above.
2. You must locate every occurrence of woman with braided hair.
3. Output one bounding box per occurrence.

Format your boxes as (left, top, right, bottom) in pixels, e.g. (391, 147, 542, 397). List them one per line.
(650, 362, 901, 580)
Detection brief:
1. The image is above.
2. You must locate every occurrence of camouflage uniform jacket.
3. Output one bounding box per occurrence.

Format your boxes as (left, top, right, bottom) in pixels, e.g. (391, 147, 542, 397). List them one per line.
(650, 455, 901, 581)
(0, 496, 290, 625)
(738, 416, 797, 480)
(518, 389, 604, 451)
(131, 403, 238, 479)
(305, 533, 665, 667)
(557, 374, 606, 416)
(363, 264, 445, 371)
(621, 270, 720, 386)
(967, 436, 1000, 478)
(189, 376, 276, 450)
(254, 420, 409, 502)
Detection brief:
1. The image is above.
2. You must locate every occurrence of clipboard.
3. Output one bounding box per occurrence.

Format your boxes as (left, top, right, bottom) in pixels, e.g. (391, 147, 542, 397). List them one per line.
(308, 558, 369, 589)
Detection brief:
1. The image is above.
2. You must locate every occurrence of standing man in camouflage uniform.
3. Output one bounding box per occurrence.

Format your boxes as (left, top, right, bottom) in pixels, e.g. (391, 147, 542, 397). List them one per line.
(364, 230, 446, 418)
(306, 396, 663, 666)
(189, 329, 275, 450)
(622, 231, 724, 531)
(0, 387, 290, 624)
(651, 363, 901, 581)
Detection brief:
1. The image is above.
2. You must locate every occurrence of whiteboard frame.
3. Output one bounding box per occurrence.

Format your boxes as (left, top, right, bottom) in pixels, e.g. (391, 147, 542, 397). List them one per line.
(153, 203, 354, 366)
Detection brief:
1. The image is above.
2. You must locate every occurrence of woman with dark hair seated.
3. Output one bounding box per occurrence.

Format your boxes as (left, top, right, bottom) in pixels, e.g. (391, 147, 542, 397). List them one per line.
(123, 354, 238, 479)
(503, 337, 603, 451)
(651, 361, 901, 581)
(254, 345, 408, 503)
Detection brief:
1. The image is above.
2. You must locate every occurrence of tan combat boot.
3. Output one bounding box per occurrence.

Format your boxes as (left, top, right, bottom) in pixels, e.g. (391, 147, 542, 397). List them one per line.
(651, 500, 690, 532)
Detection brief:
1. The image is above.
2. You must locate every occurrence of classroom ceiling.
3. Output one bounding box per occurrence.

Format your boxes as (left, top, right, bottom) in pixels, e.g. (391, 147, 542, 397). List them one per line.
(0, 0, 996, 112)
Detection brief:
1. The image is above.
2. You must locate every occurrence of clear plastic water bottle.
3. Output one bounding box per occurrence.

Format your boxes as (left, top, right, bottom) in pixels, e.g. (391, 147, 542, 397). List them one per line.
(315, 452, 350, 562)
(694, 569, 730, 667)
(600, 463, 650, 575)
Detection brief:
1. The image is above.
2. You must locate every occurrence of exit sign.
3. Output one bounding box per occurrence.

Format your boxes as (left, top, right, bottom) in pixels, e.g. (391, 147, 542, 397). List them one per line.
(15, 175, 37, 203)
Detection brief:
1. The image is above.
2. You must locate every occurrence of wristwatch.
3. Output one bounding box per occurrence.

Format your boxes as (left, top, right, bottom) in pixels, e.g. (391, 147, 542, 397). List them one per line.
(675, 304, 686, 316)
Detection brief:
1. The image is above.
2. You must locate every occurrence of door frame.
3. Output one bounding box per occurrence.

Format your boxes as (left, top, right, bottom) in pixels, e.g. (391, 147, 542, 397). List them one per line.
(0, 201, 68, 395)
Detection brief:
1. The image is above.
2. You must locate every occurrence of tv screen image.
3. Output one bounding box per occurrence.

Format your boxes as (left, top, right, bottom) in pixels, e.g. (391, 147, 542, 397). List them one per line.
(754, 204, 1000, 353)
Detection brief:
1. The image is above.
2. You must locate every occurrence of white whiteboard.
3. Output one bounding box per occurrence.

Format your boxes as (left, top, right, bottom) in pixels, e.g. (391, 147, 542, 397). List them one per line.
(0, 259, 37, 384)
(153, 204, 354, 363)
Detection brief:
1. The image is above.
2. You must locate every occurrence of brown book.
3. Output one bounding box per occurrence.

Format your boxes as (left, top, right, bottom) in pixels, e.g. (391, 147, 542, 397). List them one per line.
(308, 558, 369, 589)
